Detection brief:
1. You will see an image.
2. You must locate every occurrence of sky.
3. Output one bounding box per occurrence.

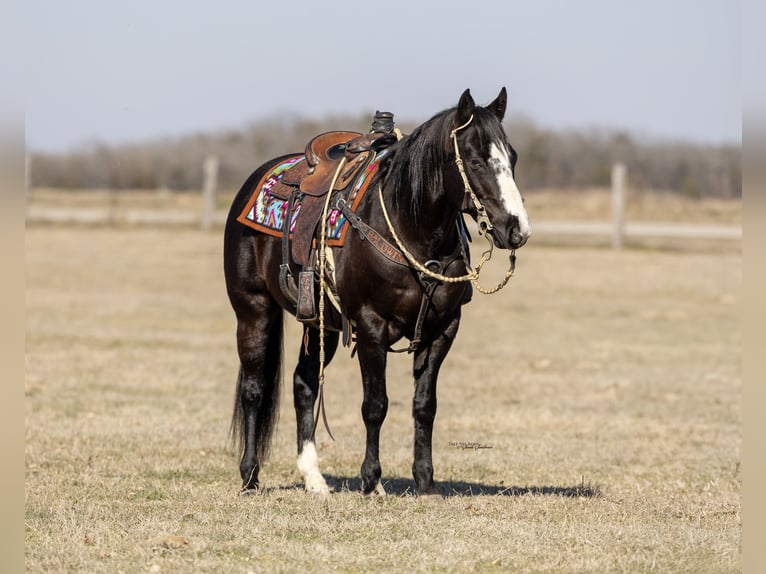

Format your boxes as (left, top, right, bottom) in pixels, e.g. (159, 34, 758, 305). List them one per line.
(25, 0, 741, 153)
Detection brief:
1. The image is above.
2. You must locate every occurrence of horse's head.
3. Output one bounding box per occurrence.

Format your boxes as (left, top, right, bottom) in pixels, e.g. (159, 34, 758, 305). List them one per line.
(450, 88, 531, 250)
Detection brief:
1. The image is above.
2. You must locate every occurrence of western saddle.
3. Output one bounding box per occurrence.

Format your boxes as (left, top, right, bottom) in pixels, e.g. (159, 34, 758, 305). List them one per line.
(277, 112, 399, 326)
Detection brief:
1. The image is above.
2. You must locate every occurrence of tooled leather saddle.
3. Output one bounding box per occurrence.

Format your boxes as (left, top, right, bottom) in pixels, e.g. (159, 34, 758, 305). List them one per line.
(237, 112, 400, 325)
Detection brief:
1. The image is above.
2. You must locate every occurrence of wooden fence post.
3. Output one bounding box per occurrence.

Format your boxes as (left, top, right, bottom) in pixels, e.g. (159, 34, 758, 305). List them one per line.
(201, 155, 219, 231)
(611, 163, 626, 250)
(25, 153, 30, 219)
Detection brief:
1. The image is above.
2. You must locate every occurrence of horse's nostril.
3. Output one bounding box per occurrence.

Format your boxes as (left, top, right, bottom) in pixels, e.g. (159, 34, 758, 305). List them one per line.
(511, 229, 528, 248)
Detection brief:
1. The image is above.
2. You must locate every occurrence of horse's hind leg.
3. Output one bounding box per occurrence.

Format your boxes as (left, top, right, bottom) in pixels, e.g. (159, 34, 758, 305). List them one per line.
(230, 292, 284, 494)
(293, 326, 339, 495)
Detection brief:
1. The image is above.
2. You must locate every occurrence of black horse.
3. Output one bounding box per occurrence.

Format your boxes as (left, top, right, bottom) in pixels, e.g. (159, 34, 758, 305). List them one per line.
(223, 88, 531, 496)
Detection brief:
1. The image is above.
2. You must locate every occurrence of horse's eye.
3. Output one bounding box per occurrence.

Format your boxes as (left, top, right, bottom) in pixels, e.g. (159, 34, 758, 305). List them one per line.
(469, 158, 483, 169)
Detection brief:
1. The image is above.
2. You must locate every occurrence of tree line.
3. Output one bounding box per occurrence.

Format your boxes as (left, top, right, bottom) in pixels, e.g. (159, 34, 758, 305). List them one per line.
(30, 114, 741, 198)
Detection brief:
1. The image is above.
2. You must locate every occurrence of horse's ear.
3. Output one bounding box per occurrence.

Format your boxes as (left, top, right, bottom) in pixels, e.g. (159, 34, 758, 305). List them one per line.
(455, 89, 475, 126)
(488, 87, 507, 120)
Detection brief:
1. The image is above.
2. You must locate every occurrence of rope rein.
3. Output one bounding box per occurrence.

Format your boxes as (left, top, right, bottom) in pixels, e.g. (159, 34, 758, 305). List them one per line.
(312, 156, 346, 441)
(377, 186, 512, 293)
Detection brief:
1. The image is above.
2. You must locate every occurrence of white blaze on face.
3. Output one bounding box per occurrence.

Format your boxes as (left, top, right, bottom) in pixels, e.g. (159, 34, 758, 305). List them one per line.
(297, 441, 330, 495)
(488, 141, 532, 238)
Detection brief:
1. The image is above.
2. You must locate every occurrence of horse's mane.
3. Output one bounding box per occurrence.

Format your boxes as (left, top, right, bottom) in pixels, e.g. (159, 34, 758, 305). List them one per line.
(381, 104, 507, 219)
(381, 108, 454, 218)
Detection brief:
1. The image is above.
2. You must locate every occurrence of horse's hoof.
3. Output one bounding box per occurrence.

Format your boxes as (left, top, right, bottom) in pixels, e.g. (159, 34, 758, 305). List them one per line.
(364, 482, 386, 497)
(417, 485, 443, 498)
(303, 473, 330, 496)
(305, 484, 331, 497)
(239, 487, 260, 497)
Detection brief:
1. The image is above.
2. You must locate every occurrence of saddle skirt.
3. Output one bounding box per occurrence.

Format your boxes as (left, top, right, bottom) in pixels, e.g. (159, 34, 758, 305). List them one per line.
(236, 148, 389, 254)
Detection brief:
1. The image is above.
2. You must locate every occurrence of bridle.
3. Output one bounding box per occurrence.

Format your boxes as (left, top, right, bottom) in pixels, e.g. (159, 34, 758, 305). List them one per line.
(451, 114, 494, 237)
(377, 112, 516, 295)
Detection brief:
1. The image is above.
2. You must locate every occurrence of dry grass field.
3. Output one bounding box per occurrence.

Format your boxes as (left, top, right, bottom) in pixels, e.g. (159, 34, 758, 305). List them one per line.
(25, 222, 741, 572)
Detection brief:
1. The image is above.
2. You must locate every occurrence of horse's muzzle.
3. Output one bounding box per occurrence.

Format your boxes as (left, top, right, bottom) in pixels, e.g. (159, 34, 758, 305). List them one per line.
(510, 228, 529, 249)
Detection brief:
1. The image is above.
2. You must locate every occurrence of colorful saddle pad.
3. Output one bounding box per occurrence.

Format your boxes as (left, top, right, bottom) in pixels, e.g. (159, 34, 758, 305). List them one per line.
(237, 149, 388, 247)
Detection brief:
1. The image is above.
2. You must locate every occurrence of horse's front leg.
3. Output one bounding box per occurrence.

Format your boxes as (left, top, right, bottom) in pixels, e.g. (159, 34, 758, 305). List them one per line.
(355, 318, 389, 496)
(412, 309, 461, 495)
(293, 326, 339, 495)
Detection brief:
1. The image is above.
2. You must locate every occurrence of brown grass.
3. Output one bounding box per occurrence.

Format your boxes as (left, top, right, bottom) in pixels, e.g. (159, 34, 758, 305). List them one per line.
(25, 226, 741, 572)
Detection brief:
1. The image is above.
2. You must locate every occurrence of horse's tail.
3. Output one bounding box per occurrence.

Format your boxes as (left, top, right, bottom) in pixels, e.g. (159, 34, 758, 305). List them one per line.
(229, 313, 284, 460)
